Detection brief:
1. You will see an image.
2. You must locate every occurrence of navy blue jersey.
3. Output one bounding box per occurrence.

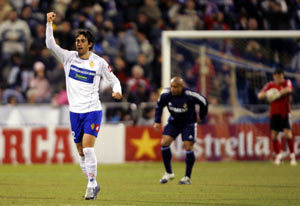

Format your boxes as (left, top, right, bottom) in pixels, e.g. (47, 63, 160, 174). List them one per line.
(155, 88, 208, 126)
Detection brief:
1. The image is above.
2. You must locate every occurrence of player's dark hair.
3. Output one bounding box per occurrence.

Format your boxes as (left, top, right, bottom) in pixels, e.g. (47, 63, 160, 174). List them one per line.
(75, 30, 95, 51)
(274, 68, 284, 75)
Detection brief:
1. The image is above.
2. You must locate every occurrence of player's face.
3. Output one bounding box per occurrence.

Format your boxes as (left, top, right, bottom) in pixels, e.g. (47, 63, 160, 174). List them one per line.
(273, 73, 284, 84)
(170, 82, 183, 96)
(75, 35, 92, 57)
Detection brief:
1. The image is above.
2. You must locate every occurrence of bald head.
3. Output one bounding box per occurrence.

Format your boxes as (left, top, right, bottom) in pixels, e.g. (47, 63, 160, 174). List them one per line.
(170, 76, 184, 86)
(170, 76, 184, 96)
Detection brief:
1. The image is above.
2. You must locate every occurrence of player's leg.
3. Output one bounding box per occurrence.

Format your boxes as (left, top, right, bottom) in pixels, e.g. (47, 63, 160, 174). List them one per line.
(82, 111, 102, 200)
(270, 115, 282, 165)
(82, 134, 100, 200)
(282, 114, 297, 165)
(160, 134, 175, 183)
(76, 142, 88, 179)
(179, 141, 194, 185)
(70, 112, 88, 178)
(161, 134, 174, 174)
(160, 123, 178, 184)
(271, 130, 282, 165)
(83, 134, 97, 185)
(283, 128, 297, 166)
(179, 123, 196, 185)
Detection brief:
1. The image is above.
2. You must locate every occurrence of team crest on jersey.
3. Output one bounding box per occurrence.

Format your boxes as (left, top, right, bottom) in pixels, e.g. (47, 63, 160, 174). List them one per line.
(91, 123, 95, 130)
(183, 103, 187, 109)
(90, 61, 94, 68)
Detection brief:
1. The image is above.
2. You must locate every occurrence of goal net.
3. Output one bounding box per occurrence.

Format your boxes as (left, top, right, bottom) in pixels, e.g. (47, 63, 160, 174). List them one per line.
(162, 31, 300, 161)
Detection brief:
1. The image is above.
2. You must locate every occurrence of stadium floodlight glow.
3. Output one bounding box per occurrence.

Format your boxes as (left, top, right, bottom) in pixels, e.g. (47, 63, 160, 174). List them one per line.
(161, 30, 300, 124)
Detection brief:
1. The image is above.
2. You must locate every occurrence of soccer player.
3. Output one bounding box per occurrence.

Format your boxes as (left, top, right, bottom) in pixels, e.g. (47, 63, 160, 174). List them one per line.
(45, 12, 122, 199)
(153, 77, 208, 184)
(257, 68, 297, 166)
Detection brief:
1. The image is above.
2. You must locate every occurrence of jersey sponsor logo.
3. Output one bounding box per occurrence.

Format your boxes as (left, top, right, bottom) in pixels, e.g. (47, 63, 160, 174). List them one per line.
(168, 102, 188, 113)
(69, 64, 96, 83)
(168, 105, 188, 113)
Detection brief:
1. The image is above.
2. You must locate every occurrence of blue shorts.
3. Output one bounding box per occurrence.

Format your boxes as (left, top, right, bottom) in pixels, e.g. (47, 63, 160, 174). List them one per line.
(70, 110, 102, 143)
(162, 122, 197, 142)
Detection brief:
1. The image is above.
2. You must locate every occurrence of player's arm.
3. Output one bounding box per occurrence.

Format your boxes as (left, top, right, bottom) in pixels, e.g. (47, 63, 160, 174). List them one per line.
(280, 79, 292, 96)
(257, 91, 266, 100)
(257, 84, 269, 100)
(45, 12, 72, 65)
(196, 94, 208, 124)
(153, 92, 168, 130)
(101, 61, 122, 99)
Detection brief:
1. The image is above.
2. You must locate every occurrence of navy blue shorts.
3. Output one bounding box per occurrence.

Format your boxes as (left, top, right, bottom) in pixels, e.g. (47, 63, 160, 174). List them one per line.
(162, 122, 197, 142)
(70, 110, 102, 143)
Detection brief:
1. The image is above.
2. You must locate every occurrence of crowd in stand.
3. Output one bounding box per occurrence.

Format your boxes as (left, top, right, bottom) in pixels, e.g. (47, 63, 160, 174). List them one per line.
(1, 0, 300, 115)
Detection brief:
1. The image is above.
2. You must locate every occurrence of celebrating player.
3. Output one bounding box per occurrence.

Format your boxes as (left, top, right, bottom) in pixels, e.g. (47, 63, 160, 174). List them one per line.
(153, 77, 208, 184)
(257, 68, 297, 166)
(45, 12, 122, 200)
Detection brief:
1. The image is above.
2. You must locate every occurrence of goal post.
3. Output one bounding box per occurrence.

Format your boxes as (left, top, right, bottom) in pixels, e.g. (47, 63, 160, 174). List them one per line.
(161, 30, 300, 125)
(162, 30, 300, 89)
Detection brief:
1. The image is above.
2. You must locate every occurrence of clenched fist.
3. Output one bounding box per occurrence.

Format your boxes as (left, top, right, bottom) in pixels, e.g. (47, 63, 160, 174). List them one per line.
(112, 92, 122, 100)
(47, 12, 56, 23)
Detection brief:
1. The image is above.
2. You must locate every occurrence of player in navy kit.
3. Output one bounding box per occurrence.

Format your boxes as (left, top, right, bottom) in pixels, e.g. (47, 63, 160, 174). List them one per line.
(46, 12, 122, 199)
(153, 77, 208, 184)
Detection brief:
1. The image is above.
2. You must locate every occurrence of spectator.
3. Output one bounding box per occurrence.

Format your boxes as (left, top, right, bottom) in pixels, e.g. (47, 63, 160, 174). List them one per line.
(0, 0, 12, 24)
(2, 88, 25, 104)
(101, 20, 120, 57)
(127, 80, 152, 105)
(119, 23, 140, 66)
(47, 62, 65, 93)
(137, 107, 155, 125)
(139, 0, 162, 24)
(26, 61, 52, 103)
(51, 83, 68, 106)
(127, 65, 151, 91)
(171, 0, 203, 30)
(54, 21, 74, 50)
(0, 10, 31, 59)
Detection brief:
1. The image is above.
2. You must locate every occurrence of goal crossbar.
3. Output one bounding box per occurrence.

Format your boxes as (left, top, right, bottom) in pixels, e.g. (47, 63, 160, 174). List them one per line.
(162, 30, 300, 124)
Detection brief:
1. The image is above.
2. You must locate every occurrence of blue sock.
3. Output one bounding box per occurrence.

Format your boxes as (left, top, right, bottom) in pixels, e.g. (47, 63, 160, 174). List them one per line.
(161, 146, 172, 173)
(185, 150, 195, 178)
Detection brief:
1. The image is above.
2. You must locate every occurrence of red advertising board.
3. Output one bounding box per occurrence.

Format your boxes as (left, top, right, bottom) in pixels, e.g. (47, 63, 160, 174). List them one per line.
(125, 126, 162, 161)
(125, 124, 300, 161)
(1, 128, 73, 164)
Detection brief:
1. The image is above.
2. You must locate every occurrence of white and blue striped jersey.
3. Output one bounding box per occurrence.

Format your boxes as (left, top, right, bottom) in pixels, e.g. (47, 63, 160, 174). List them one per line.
(45, 23, 121, 113)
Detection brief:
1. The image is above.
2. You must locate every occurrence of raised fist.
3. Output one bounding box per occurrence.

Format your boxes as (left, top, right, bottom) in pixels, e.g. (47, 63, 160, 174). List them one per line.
(47, 12, 56, 23)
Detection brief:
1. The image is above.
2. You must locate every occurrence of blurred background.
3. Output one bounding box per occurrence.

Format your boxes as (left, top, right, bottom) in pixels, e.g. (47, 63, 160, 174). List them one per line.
(1, 0, 300, 163)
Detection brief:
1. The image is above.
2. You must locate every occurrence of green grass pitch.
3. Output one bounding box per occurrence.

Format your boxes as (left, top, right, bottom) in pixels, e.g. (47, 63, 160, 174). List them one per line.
(0, 161, 300, 206)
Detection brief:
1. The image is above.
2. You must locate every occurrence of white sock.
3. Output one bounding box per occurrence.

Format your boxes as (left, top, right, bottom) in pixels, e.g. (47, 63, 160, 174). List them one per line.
(290, 153, 296, 160)
(83, 147, 97, 188)
(79, 155, 88, 179)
